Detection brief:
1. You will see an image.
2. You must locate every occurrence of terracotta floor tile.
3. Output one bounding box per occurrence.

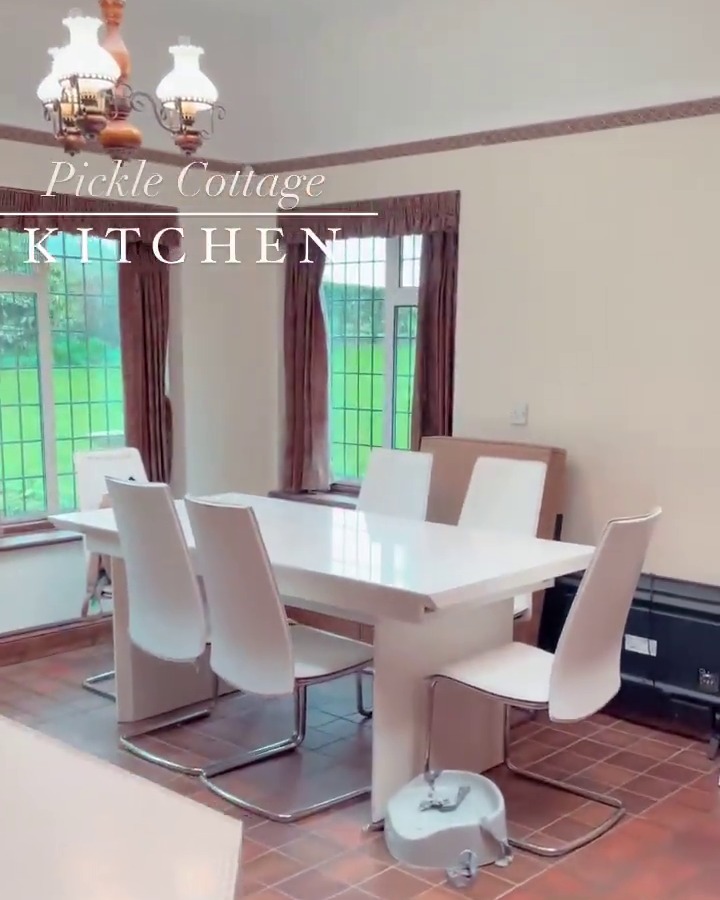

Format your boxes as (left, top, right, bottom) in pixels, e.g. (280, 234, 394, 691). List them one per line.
(320, 849, 392, 884)
(607, 787, 657, 815)
(331, 890, 380, 900)
(622, 773, 679, 800)
(412, 871, 514, 900)
(571, 739, 616, 762)
(243, 850, 307, 886)
(604, 749, 657, 773)
(361, 867, 437, 899)
(630, 737, 682, 761)
(572, 761, 636, 789)
(243, 889, 293, 899)
(251, 821, 304, 850)
(281, 833, 345, 866)
(646, 761, 701, 785)
(275, 868, 347, 900)
(670, 749, 717, 773)
(595, 728, 641, 749)
(507, 740, 555, 766)
(541, 749, 595, 775)
(531, 728, 578, 750)
(541, 814, 594, 842)
(493, 850, 548, 884)
(505, 866, 600, 898)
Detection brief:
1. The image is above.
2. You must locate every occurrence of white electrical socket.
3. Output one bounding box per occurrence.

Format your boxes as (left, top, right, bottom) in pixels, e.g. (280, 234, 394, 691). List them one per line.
(510, 403, 529, 426)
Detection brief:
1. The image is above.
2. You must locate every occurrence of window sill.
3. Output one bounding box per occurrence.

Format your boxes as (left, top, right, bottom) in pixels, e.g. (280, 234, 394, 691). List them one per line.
(0, 530, 82, 553)
(268, 489, 358, 510)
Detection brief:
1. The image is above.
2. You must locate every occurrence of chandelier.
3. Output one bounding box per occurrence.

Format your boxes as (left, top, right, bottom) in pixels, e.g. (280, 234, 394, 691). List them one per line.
(36, 0, 224, 161)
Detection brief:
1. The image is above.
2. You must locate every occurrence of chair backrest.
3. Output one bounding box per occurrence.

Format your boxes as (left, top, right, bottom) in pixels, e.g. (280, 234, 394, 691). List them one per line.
(357, 448, 433, 520)
(74, 448, 147, 511)
(458, 456, 547, 534)
(549, 507, 662, 722)
(185, 498, 295, 696)
(459, 457, 548, 618)
(105, 478, 207, 663)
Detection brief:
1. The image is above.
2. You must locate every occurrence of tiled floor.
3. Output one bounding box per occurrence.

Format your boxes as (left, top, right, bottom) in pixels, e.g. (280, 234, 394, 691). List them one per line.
(2, 645, 720, 898)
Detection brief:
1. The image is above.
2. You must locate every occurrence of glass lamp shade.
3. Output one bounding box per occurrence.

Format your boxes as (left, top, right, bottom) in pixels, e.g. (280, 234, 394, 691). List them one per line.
(37, 48, 62, 106)
(156, 41, 218, 112)
(53, 12, 120, 95)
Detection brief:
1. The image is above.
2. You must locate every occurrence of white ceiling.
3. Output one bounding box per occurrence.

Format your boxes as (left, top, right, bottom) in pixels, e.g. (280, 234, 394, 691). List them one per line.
(4, 0, 720, 164)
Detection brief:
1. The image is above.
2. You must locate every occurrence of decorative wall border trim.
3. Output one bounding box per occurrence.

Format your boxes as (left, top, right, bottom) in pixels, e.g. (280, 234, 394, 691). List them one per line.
(1, 95, 719, 176)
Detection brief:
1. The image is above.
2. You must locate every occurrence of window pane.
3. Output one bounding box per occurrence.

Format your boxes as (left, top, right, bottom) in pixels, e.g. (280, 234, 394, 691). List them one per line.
(392, 305, 418, 450)
(399, 235, 422, 288)
(323, 237, 386, 481)
(0, 290, 46, 517)
(49, 238, 124, 511)
(0, 228, 124, 519)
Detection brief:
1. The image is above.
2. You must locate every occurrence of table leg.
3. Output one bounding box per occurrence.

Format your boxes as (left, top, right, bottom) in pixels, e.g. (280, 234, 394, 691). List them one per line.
(370, 598, 513, 823)
(111, 558, 217, 724)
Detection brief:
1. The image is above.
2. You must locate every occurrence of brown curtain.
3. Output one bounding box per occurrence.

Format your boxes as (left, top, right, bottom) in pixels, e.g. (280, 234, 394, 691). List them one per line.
(282, 240, 330, 491)
(279, 190, 460, 489)
(119, 242, 173, 482)
(411, 229, 459, 449)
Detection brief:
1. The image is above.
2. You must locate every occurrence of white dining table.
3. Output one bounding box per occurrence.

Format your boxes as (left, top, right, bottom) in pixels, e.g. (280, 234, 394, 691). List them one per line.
(0, 715, 242, 900)
(51, 492, 594, 823)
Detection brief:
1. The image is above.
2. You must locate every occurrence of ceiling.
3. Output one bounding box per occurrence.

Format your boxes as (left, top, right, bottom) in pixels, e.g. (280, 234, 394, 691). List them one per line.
(5, 0, 720, 164)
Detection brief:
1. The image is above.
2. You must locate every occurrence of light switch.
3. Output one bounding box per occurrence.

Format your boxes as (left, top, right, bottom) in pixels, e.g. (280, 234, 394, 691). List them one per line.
(510, 403, 529, 426)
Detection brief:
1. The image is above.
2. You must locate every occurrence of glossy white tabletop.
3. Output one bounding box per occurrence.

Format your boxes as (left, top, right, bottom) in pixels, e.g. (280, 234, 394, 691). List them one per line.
(0, 715, 242, 900)
(52, 492, 594, 611)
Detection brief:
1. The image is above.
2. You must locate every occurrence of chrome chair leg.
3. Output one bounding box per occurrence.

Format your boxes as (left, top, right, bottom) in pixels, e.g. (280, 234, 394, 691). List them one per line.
(422, 677, 625, 858)
(355, 669, 373, 719)
(200, 682, 371, 822)
(502, 707, 625, 857)
(120, 674, 221, 776)
(82, 670, 116, 701)
(423, 675, 440, 773)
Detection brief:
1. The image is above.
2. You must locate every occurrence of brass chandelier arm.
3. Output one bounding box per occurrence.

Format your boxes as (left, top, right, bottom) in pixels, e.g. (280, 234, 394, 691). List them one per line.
(126, 90, 177, 134)
(200, 104, 226, 140)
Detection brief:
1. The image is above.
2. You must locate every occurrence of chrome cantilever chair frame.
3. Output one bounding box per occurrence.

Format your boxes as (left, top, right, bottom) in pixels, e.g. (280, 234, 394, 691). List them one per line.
(200, 661, 371, 822)
(356, 668, 374, 719)
(83, 669, 117, 701)
(119, 672, 221, 776)
(423, 676, 624, 858)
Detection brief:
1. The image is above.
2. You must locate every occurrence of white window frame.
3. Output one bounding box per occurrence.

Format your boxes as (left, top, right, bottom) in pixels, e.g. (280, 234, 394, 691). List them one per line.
(0, 268, 62, 516)
(383, 237, 419, 449)
(323, 235, 420, 485)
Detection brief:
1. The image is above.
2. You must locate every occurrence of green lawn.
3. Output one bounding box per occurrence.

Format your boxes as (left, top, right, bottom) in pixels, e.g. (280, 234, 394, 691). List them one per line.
(329, 339, 416, 480)
(0, 366, 124, 517)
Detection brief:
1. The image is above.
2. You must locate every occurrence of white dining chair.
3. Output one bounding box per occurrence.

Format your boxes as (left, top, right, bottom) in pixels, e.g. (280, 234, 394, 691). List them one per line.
(459, 457, 547, 620)
(74, 447, 148, 700)
(357, 447, 433, 520)
(355, 447, 434, 718)
(424, 507, 661, 858)
(185, 496, 373, 822)
(105, 477, 213, 776)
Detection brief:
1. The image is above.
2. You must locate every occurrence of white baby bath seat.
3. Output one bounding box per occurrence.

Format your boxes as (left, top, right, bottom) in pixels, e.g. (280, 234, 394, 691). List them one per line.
(384, 769, 513, 888)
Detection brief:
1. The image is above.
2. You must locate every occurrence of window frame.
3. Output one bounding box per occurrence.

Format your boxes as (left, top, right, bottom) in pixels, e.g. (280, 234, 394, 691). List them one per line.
(0, 248, 122, 531)
(325, 235, 419, 491)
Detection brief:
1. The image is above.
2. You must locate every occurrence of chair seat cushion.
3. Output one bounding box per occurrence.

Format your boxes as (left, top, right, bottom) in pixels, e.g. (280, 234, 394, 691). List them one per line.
(291, 626, 373, 682)
(438, 642, 553, 707)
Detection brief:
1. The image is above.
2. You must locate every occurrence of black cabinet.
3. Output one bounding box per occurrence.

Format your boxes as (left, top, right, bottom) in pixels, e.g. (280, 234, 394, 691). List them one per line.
(539, 573, 720, 738)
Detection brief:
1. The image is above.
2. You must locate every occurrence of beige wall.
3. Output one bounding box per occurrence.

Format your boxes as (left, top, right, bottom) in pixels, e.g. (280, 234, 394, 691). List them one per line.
(254, 115, 720, 584)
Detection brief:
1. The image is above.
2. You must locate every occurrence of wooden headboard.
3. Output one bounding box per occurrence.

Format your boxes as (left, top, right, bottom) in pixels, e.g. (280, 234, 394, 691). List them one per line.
(420, 435, 567, 645)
